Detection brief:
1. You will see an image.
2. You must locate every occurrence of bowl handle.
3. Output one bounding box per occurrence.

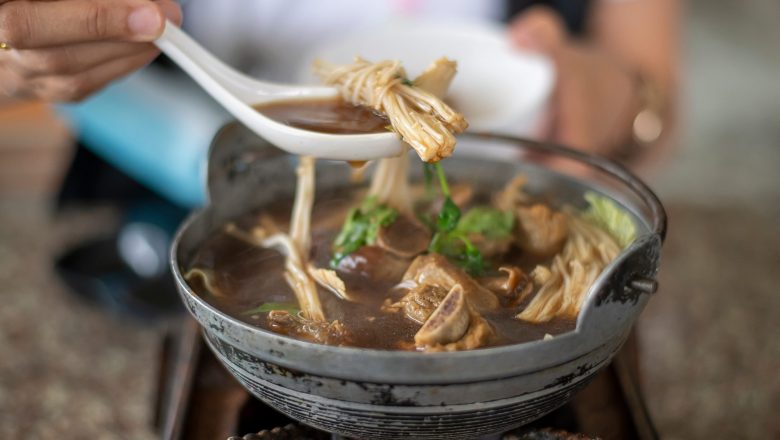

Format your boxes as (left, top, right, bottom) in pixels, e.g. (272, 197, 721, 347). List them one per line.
(577, 233, 663, 340)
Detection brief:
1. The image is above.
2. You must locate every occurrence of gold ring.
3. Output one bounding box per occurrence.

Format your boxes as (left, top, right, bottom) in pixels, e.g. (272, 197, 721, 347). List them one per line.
(0, 42, 12, 51)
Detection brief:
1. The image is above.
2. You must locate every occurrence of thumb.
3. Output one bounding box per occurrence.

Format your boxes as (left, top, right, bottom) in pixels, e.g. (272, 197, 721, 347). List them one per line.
(508, 6, 567, 54)
(156, 0, 183, 27)
(0, 0, 172, 49)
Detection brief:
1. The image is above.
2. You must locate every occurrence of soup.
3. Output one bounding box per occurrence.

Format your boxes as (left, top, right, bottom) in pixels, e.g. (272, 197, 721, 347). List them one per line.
(186, 176, 633, 351)
(187, 186, 587, 350)
(254, 98, 389, 134)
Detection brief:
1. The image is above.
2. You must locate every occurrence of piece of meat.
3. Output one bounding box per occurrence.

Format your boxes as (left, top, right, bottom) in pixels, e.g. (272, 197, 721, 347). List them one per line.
(449, 182, 475, 208)
(336, 245, 409, 285)
(478, 266, 534, 307)
(429, 182, 474, 211)
(267, 311, 350, 345)
(492, 175, 569, 257)
(422, 310, 494, 352)
(387, 282, 449, 324)
(375, 215, 431, 259)
(403, 253, 498, 311)
(468, 232, 513, 259)
(493, 175, 530, 212)
(414, 285, 470, 346)
(414, 285, 495, 352)
(516, 204, 569, 257)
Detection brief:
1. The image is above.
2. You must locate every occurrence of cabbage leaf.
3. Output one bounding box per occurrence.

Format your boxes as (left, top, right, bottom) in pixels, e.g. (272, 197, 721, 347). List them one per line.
(583, 192, 636, 248)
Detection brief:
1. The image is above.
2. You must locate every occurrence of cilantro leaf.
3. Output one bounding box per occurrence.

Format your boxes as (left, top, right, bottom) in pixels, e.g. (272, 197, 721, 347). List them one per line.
(433, 162, 450, 196)
(428, 231, 485, 276)
(423, 163, 435, 199)
(459, 237, 485, 276)
(331, 196, 398, 267)
(457, 206, 515, 239)
(422, 162, 486, 276)
(437, 197, 461, 232)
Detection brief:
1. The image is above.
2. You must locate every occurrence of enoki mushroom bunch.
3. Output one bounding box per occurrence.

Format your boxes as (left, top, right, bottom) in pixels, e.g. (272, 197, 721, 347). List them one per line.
(365, 57, 463, 214)
(313, 57, 468, 163)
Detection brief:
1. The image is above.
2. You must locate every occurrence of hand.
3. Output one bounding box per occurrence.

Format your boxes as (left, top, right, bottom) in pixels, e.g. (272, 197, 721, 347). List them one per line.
(0, 0, 182, 102)
(509, 7, 640, 156)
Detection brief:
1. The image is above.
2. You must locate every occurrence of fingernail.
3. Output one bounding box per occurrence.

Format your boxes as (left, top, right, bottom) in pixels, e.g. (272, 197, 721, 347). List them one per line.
(128, 5, 162, 39)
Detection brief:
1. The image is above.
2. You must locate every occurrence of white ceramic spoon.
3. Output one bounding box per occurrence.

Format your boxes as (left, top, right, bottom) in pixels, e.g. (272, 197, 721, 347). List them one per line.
(154, 20, 403, 161)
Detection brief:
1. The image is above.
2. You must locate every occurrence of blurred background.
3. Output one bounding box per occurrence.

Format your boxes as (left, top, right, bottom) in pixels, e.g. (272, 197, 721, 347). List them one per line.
(0, 0, 778, 438)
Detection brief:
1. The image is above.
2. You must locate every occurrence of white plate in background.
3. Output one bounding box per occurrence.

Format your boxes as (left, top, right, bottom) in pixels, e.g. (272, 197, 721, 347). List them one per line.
(297, 19, 555, 137)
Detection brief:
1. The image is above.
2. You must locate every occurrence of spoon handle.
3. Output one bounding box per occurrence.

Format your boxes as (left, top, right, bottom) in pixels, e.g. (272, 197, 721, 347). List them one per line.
(154, 20, 299, 100)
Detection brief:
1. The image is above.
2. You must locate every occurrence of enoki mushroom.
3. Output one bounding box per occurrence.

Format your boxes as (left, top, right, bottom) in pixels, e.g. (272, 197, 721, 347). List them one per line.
(365, 57, 461, 214)
(517, 216, 622, 323)
(224, 157, 325, 322)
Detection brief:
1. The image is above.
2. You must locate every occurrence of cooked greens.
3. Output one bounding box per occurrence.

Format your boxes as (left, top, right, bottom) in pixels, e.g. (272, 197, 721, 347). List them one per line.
(426, 206, 512, 276)
(331, 196, 399, 267)
(425, 163, 486, 275)
(242, 302, 301, 316)
(583, 192, 636, 248)
(458, 207, 514, 239)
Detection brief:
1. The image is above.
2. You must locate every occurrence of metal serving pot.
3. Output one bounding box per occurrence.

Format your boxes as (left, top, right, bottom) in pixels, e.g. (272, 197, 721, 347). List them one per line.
(171, 122, 666, 439)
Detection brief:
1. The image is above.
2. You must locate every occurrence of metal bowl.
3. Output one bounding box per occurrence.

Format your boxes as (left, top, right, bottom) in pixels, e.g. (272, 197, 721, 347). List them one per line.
(171, 123, 666, 439)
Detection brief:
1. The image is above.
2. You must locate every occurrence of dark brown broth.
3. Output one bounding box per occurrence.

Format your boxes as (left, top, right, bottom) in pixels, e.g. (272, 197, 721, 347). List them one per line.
(254, 98, 389, 134)
(188, 191, 576, 350)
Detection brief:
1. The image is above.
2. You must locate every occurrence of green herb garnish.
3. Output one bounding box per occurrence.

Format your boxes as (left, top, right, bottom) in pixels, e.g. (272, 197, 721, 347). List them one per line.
(422, 162, 435, 199)
(437, 196, 461, 232)
(458, 207, 515, 239)
(242, 302, 300, 316)
(429, 229, 485, 276)
(424, 163, 486, 275)
(583, 192, 637, 248)
(393, 74, 415, 87)
(433, 162, 451, 196)
(331, 196, 398, 267)
(460, 237, 485, 275)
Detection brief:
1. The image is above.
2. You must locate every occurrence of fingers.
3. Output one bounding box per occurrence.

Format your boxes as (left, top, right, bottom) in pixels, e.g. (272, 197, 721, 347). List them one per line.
(0, 0, 179, 49)
(0, 61, 26, 98)
(508, 6, 567, 54)
(5, 41, 156, 77)
(23, 47, 161, 101)
(157, 0, 183, 27)
(0, 0, 181, 101)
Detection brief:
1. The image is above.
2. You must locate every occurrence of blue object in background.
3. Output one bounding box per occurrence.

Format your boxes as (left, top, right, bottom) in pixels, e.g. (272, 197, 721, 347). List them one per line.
(58, 66, 231, 208)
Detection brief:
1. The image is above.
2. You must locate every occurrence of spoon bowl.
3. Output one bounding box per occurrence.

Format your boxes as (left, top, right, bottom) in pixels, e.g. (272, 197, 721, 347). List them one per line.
(154, 21, 404, 161)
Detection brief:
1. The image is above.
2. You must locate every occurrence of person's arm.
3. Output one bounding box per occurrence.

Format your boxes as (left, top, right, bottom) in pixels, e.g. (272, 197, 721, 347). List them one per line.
(591, 0, 679, 110)
(509, 0, 680, 167)
(0, 0, 181, 102)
